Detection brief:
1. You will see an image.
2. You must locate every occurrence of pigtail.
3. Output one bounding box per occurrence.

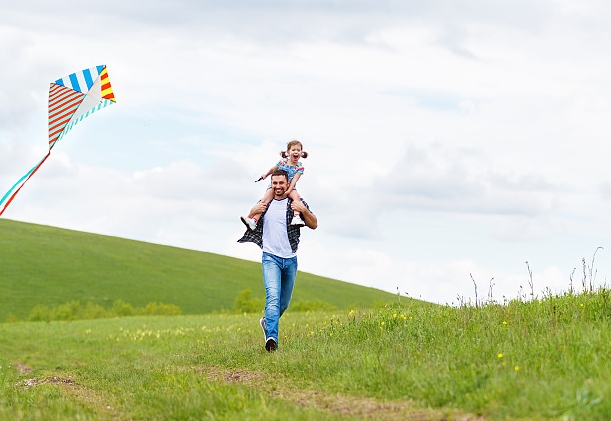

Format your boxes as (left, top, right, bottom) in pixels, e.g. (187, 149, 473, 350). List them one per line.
(281, 140, 308, 158)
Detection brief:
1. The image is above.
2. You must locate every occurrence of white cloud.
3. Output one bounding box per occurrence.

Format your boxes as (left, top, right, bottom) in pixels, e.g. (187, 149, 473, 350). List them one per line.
(2, 1, 611, 304)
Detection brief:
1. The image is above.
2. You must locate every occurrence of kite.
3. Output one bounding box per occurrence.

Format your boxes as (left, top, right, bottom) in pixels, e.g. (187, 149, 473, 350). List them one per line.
(0, 65, 116, 216)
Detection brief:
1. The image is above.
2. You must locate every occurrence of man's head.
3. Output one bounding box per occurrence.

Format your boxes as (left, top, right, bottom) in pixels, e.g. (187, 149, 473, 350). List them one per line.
(270, 169, 289, 198)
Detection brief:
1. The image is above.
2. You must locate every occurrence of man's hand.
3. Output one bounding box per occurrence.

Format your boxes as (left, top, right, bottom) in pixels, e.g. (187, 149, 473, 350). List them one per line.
(291, 200, 308, 214)
(249, 201, 268, 218)
(291, 200, 317, 229)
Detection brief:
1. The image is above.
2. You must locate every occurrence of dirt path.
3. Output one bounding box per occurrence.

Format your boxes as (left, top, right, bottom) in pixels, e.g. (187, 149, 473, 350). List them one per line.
(13, 361, 484, 421)
(15, 362, 123, 421)
(198, 366, 485, 421)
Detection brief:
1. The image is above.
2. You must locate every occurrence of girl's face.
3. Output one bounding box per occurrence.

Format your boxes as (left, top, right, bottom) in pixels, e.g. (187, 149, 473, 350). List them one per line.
(288, 145, 302, 163)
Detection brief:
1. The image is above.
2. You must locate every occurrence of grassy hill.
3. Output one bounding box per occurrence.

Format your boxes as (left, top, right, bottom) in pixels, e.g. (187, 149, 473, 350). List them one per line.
(0, 219, 400, 321)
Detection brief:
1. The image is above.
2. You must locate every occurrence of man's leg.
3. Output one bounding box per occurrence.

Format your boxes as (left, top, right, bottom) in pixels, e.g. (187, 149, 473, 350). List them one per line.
(279, 256, 298, 317)
(262, 252, 282, 344)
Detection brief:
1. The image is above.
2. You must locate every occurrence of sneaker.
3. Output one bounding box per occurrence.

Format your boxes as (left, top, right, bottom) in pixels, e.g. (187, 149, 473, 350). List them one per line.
(240, 216, 257, 231)
(259, 317, 268, 342)
(290, 215, 305, 226)
(265, 337, 277, 352)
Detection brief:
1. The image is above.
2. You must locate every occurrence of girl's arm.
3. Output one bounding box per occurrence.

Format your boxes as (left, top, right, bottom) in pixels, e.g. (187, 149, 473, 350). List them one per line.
(260, 165, 278, 180)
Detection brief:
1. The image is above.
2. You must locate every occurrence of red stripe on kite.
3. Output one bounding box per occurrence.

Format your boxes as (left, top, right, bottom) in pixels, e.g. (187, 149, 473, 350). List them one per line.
(0, 152, 51, 216)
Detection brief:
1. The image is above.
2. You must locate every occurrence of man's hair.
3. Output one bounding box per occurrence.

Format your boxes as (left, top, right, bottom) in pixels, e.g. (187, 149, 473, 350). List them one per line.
(271, 169, 289, 182)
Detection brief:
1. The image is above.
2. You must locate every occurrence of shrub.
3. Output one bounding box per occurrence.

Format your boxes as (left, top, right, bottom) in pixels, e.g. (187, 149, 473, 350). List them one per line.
(28, 305, 52, 322)
(52, 300, 82, 320)
(25, 300, 183, 321)
(82, 302, 107, 319)
(233, 289, 264, 313)
(112, 300, 135, 317)
(289, 299, 336, 312)
(5, 313, 20, 323)
(140, 302, 182, 316)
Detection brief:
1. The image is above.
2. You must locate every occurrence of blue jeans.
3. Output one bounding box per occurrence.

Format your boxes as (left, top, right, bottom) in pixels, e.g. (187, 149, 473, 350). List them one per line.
(262, 252, 298, 343)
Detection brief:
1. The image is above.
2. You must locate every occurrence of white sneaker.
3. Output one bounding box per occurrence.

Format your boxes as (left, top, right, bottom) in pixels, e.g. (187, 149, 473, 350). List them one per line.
(259, 317, 268, 342)
(290, 215, 305, 226)
(240, 216, 257, 231)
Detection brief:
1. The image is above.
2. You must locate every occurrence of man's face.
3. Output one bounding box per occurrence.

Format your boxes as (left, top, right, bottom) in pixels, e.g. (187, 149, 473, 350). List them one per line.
(271, 175, 288, 198)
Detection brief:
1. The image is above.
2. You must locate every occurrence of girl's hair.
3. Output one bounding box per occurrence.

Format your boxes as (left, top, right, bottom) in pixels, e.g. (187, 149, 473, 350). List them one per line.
(280, 140, 309, 159)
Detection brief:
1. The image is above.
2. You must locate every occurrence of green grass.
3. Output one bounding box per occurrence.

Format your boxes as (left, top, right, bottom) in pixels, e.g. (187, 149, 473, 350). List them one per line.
(3, 219, 610, 419)
(0, 218, 399, 321)
(1, 290, 611, 420)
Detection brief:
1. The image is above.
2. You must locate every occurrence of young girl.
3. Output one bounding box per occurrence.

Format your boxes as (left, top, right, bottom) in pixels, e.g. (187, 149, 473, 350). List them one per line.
(241, 140, 308, 231)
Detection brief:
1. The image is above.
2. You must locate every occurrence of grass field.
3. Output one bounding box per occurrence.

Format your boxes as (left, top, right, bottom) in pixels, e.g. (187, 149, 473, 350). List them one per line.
(1, 289, 611, 420)
(2, 218, 611, 420)
(0, 218, 399, 321)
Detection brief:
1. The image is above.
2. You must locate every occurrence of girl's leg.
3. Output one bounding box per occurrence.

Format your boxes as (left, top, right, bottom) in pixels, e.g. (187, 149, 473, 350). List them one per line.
(252, 188, 274, 222)
(288, 190, 305, 225)
(288, 190, 302, 216)
(241, 188, 274, 231)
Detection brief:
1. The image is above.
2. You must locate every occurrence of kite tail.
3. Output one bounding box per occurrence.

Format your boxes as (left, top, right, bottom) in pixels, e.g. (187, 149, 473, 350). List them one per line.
(0, 152, 51, 216)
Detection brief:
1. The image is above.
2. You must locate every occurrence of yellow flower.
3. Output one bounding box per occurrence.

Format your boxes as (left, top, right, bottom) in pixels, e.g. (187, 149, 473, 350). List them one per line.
(514, 366, 519, 371)
(381, 321, 385, 326)
(349, 309, 355, 316)
(580, 303, 584, 307)
(502, 321, 507, 325)
(393, 313, 397, 318)
(497, 353, 503, 359)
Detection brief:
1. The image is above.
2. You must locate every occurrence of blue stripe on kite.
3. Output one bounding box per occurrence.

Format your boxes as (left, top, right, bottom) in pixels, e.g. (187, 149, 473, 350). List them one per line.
(58, 98, 115, 139)
(96, 65, 105, 75)
(69, 73, 82, 93)
(55, 78, 64, 87)
(83, 69, 94, 89)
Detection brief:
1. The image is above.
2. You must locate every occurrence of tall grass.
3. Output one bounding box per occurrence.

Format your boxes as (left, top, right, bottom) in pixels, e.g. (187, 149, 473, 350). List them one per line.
(301, 289, 611, 419)
(1, 288, 610, 420)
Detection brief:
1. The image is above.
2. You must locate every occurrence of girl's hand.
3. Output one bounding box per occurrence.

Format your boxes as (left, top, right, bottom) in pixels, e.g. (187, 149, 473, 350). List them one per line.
(282, 188, 293, 199)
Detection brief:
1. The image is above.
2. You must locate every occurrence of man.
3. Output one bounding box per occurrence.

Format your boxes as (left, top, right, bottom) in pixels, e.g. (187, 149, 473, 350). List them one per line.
(238, 169, 317, 352)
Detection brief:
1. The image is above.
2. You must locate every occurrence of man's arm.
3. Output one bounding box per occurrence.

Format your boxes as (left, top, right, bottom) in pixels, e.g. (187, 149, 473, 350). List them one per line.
(292, 200, 317, 229)
(248, 201, 268, 219)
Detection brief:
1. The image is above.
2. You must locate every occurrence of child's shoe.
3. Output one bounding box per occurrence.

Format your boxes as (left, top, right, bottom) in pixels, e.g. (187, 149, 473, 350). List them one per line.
(240, 216, 257, 231)
(290, 215, 305, 226)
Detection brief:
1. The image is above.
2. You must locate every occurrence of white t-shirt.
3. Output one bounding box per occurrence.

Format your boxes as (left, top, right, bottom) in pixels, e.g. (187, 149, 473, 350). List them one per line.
(262, 198, 296, 258)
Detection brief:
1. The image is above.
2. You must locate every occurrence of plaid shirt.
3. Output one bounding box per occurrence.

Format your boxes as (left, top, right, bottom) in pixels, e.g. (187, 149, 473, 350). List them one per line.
(237, 198, 312, 253)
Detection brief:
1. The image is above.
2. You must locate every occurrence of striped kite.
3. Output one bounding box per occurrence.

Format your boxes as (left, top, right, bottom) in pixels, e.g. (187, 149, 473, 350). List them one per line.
(0, 65, 116, 216)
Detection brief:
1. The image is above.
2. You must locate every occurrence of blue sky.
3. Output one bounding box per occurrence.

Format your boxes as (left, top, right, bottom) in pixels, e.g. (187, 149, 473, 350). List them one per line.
(2, 0, 611, 304)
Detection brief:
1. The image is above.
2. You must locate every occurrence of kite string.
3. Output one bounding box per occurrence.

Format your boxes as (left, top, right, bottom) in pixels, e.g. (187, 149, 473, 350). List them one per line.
(0, 152, 51, 216)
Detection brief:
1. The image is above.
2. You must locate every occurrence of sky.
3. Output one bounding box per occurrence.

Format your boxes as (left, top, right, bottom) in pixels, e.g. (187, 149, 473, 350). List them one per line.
(2, 0, 611, 305)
